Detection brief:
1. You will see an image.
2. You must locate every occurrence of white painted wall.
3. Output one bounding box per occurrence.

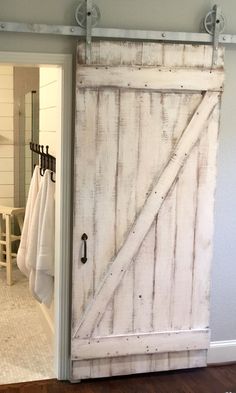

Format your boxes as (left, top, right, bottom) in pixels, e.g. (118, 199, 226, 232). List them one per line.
(0, 0, 236, 347)
(38, 66, 61, 333)
(39, 67, 61, 157)
(24, 91, 32, 203)
(0, 66, 14, 207)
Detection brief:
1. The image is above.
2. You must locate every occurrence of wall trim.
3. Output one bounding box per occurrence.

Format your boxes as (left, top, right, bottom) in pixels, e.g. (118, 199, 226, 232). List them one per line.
(208, 340, 236, 364)
(0, 51, 72, 381)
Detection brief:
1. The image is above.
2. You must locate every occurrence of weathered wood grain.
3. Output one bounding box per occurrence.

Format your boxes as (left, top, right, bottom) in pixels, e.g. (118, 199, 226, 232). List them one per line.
(73, 91, 219, 339)
(112, 91, 139, 335)
(72, 89, 98, 336)
(153, 186, 177, 332)
(71, 40, 223, 380)
(77, 66, 224, 92)
(90, 89, 120, 376)
(191, 103, 220, 329)
(77, 41, 224, 69)
(169, 146, 198, 370)
(110, 90, 139, 376)
(72, 329, 209, 360)
(71, 89, 99, 377)
(133, 92, 162, 336)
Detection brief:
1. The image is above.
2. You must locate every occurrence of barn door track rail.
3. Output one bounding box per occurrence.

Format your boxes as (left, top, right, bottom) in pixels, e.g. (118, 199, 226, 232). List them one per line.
(0, 1, 232, 65)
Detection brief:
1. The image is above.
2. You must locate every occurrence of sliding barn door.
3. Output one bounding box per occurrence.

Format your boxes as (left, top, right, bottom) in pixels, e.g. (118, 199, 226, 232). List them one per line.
(71, 41, 224, 380)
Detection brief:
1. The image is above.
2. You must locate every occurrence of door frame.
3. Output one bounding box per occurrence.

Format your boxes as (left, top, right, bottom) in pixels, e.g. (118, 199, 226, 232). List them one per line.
(0, 51, 72, 380)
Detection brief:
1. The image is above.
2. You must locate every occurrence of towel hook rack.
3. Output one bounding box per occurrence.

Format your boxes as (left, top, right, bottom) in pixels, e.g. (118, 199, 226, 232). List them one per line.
(30, 142, 56, 182)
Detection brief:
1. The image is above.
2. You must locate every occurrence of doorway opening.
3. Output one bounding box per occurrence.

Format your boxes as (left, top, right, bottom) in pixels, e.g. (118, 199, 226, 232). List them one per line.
(0, 53, 72, 384)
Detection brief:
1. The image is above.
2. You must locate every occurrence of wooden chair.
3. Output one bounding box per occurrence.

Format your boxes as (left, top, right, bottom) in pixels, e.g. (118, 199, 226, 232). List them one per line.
(0, 206, 25, 285)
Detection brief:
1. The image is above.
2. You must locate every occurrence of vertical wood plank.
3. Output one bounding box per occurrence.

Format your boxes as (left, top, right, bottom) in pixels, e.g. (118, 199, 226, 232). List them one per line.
(132, 92, 163, 371)
(93, 89, 119, 296)
(188, 350, 207, 368)
(133, 92, 161, 335)
(169, 146, 199, 370)
(183, 45, 209, 68)
(133, 93, 161, 364)
(183, 44, 224, 69)
(171, 145, 199, 330)
(133, 224, 156, 333)
(71, 89, 99, 378)
(150, 353, 170, 372)
(151, 93, 181, 370)
(141, 43, 163, 66)
(110, 90, 139, 376)
(120, 41, 143, 65)
(191, 104, 220, 329)
(98, 41, 122, 65)
(72, 89, 98, 336)
(188, 107, 220, 370)
(169, 352, 190, 370)
(163, 44, 185, 67)
(112, 90, 139, 333)
(109, 42, 151, 377)
(167, 93, 201, 370)
(91, 89, 119, 376)
(152, 93, 202, 370)
(153, 185, 177, 332)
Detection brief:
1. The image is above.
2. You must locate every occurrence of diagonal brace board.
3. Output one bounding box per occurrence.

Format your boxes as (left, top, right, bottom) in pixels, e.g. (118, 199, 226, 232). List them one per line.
(73, 91, 220, 339)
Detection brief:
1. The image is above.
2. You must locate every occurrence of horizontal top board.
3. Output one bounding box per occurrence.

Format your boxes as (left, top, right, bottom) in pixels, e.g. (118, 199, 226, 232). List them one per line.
(77, 41, 224, 69)
(77, 65, 224, 92)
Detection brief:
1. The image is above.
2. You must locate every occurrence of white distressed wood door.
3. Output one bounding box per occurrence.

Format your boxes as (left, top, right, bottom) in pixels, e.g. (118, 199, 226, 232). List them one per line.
(71, 41, 224, 381)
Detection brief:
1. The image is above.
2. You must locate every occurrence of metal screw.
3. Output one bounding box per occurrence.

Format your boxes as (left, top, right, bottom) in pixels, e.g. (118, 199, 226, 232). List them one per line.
(71, 28, 74, 32)
(162, 32, 166, 38)
(1, 24, 5, 29)
(222, 36, 226, 41)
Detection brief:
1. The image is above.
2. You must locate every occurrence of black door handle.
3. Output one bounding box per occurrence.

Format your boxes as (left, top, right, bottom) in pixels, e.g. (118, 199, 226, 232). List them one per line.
(81, 233, 88, 263)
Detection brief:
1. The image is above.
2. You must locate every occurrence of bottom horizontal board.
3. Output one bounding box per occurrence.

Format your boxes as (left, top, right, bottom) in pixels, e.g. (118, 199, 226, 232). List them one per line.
(72, 329, 210, 360)
(71, 350, 207, 380)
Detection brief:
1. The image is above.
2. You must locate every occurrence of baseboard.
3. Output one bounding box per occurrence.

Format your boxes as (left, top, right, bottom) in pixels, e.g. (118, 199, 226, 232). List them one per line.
(208, 340, 236, 364)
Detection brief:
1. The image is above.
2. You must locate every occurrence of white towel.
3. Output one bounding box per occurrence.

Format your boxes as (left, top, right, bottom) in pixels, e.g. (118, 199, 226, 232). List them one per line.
(17, 165, 41, 277)
(27, 170, 55, 305)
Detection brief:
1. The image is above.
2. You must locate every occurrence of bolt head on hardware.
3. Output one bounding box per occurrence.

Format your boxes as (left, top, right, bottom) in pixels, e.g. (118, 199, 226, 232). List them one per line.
(1, 24, 5, 29)
(162, 32, 166, 37)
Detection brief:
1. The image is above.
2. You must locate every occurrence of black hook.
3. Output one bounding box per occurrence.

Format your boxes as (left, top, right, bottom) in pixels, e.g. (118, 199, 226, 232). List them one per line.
(51, 171, 55, 183)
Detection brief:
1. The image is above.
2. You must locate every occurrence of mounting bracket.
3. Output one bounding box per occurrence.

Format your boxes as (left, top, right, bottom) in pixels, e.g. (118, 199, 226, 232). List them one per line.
(86, 0, 92, 63)
(75, 0, 101, 63)
(212, 5, 222, 68)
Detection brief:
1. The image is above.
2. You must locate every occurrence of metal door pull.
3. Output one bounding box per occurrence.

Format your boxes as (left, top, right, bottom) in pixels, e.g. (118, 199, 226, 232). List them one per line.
(81, 233, 88, 263)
